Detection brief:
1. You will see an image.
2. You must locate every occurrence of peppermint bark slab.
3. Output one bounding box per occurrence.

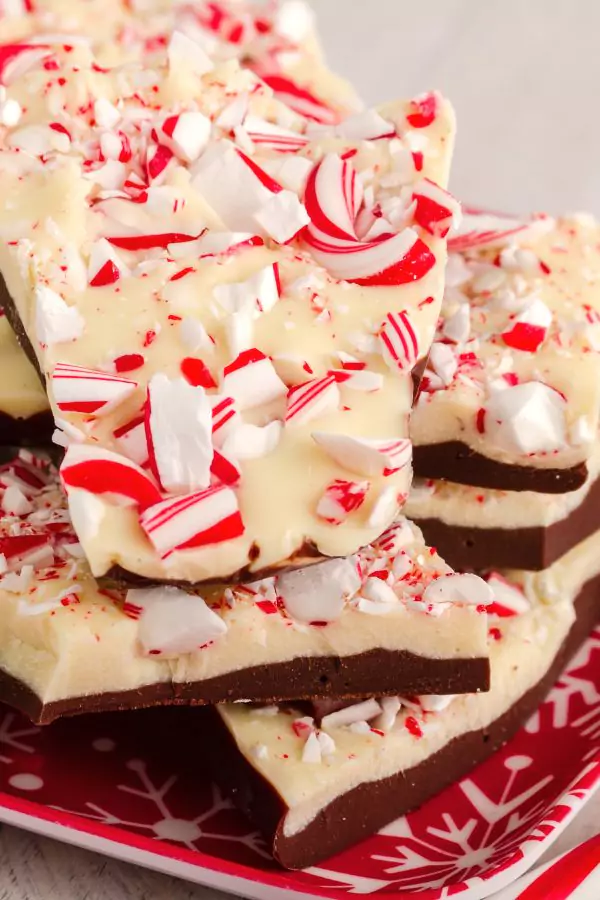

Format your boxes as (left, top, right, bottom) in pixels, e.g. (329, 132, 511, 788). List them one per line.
(0, 453, 490, 723)
(0, 0, 362, 123)
(0, 42, 457, 584)
(411, 213, 600, 493)
(406, 444, 600, 570)
(0, 313, 51, 443)
(208, 580, 599, 869)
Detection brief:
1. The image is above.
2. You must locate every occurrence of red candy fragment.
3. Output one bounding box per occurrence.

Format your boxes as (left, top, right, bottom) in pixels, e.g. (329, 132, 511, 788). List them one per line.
(316, 479, 369, 525)
(180, 357, 217, 389)
(406, 92, 438, 128)
(52, 363, 137, 416)
(61, 445, 161, 510)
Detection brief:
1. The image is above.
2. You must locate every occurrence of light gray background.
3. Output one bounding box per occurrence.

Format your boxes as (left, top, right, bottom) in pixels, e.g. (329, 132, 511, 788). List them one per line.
(1, 1, 599, 897)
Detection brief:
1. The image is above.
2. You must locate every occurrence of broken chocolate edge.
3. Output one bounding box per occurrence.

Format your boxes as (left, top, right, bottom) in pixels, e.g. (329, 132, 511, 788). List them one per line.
(413, 442, 588, 494)
(411, 467, 600, 571)
(202, 575, 600, 869)
(0, 648, 490, 726)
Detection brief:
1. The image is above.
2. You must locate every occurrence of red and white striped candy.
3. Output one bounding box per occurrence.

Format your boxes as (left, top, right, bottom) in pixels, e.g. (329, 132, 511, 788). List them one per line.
(146, 142, 174, 183)
(210, 449, 241, 486)
(211, 395, 240, 447)
(502, 298, 552, 352)
(88, 238, 128, 287)
(329, 368, 384, 392)
(242, 115, 310, 153)
(379, 311, 420, 371)
(132, 586, 228, 657)
(259, 73, 339, 126)
(113, 415, 149, 466)
(161, 111, 211, 163)
(61, 444, 161, 510)
(222, 349, 287, 411)
(304, 153, 363, 242)
(316, 479, 369, 524)
(304, 153, 435, 285)
(0, 43, 50, 86)
(285, 376, 340, 426)
(145, 374, 213, 494)
(333, 109, 396, 141)
(140, 484, 244, 559)
(486, 573, 530, 617)
(313, 432, 412, 476)
(52, 363, 137, 416)
(306, 223, 435, 286)
(412, 179, 461, 238)
(448, 208, 544, 252)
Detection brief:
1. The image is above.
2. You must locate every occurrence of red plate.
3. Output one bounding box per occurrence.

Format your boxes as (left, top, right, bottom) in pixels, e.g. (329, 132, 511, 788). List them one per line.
(0, 627, 598, 899)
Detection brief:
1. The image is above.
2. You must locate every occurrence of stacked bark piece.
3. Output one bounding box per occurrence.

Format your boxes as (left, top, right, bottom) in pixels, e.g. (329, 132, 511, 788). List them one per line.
(0, 0, 596, 870)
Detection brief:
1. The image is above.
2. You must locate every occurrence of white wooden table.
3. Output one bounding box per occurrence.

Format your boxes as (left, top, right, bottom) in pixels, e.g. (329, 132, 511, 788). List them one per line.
(1, 0, 599, 896)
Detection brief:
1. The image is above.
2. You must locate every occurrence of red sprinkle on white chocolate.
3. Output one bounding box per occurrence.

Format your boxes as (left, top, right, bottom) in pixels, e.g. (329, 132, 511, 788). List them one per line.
(145, 374, 214, 493)
(316, 479, 369, 524)
(52, 363, 137, 416)
(35, 286, 84, 347)
(140, 484, 244, 559)
(277, 557, 361, 624)
(424, 573, 493, 606)
(379, 311, 420, 372)
(487, 573, 531, 617)
(313, 433, 412, 477)
(61, 444, 161, 510)
(222, 349, 287, 410)
(131, 586, 227, 657)
(482, 382, 566, 455)
(285, 376, 340, 426)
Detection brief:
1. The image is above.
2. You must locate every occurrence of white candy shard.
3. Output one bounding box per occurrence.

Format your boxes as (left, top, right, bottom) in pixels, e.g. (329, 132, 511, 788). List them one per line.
(222, 422, 282, 460)
(313, 432, 412, 476)
(35, 286, 85, 346)
(167, 30, 214, 77)
(222, 349, 287, 410)
(254, 188, 310, 243)
(277, 557, 360, 623)
(428, 342, 457, 386)
(146, 374, 213, 494)
(161, 111, 211, 163)
(373, 696, 402, 732)
(423, 573, 493, 606)
(483, 382, 566, 455)
(321, 699, 382, 731)
(132, 586, 227, 657)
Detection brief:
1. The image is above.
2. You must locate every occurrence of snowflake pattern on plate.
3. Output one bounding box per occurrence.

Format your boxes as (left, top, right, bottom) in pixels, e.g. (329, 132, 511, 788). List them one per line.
(0, 628, 597, 899)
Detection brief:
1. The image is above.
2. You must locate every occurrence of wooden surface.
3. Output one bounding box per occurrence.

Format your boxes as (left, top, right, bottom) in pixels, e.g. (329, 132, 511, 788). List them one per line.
(1, 0, 599, 896)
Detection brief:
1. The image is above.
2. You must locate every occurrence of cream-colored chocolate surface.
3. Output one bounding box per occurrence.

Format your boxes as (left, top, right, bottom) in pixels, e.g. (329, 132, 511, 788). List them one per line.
(0, 43, 455, 583)
(0, 453, 489, 706)
(0, 315, 47, 419)
(406, 442, 600, 530)
(218, 594, 576, 838)
(0, 0, 361, 121)
(411, 216, 600, 471)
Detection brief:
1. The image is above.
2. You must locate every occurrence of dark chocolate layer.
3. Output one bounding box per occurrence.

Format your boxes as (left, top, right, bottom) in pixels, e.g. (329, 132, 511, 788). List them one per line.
(205, 576, 600, 869)
(413, 470, 600, 571)
(0, 410, 53, 446)
(413, 442, 588, 494)
(0, 647, 489, 726)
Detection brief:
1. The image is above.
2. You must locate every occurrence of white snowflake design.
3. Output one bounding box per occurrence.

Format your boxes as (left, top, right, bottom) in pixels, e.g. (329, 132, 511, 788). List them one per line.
(0, 713, 40, 765)
(370, 756, 556, 892)
(53, 757, 269, 858)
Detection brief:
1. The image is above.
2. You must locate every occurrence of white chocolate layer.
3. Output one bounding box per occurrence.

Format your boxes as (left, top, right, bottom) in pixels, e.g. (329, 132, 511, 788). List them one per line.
(0, 44, 455, 583)
(411, 216, 600, 471)
(0, 453, 489, 707)
(0, 314, 48, 419)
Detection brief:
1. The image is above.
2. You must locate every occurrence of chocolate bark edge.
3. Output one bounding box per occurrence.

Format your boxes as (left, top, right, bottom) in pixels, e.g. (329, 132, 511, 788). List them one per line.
(0, 410, 53, 446)
(413, 442, 588, 494)
(412, 468, 600, 571)
(204, 576, 600, 870)
(0, 648, 490, 726)
(0, 275, 44, 383)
